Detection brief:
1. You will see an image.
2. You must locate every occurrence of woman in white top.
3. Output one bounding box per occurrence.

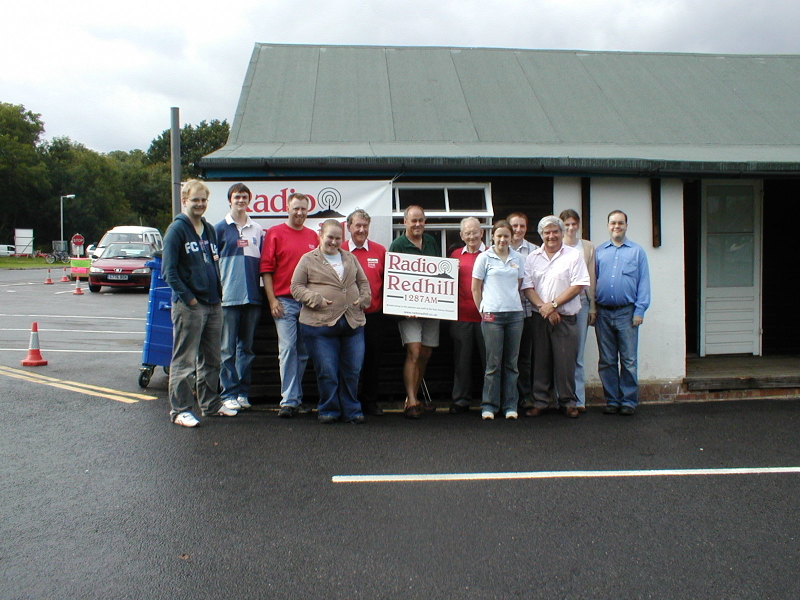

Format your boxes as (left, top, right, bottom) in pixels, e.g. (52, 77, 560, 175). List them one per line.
(559, 209, 596, 412)
(471, 220, 525, 420)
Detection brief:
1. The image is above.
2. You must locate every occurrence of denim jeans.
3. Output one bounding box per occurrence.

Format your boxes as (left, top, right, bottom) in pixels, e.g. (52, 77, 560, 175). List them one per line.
(168, 300, 222, 417)
(480, 311, 524, 415)
(574, 295, 590, 407)
(450, 320, 485, 406)
(596, 304, 639, 408)
(532, 313, 579, 409)
(220, 304, 261, 401)
(301, 318, 365, 421)
(275, 296, 309, 408)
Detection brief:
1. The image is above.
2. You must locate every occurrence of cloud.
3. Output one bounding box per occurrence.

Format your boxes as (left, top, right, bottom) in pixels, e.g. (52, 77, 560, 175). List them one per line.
(2, 0, 800, 153)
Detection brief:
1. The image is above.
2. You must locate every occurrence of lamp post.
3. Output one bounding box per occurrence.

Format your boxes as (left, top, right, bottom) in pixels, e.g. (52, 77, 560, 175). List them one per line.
(60, 194, 75, 251)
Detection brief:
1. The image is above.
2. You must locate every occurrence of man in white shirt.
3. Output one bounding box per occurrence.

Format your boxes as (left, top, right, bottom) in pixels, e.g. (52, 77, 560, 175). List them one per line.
(521, 215, 590, 418)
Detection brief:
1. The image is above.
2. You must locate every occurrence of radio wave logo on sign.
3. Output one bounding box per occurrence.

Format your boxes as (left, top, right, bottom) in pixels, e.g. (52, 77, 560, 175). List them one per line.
(436, 260, 453, 278)
(312, 187, 344, 218)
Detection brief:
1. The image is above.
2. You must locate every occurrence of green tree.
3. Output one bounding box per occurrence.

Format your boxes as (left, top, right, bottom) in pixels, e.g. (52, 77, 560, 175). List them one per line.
(42, 137, 136, 247)
(0, 103, 50, 244)
(146, 119, 230, 178)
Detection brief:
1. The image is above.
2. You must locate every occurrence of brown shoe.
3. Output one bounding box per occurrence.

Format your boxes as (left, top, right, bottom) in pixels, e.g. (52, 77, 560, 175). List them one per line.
(563, 407, 580, 418)
(404, 403, 422, 419)
(525, 407, 546, 417)
(577, 406, 587, 413)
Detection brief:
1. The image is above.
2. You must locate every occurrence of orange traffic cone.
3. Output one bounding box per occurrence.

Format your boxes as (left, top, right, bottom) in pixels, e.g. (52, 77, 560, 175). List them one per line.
(73, 277, 84, 295)
(21, 322, 48, 366)
(44, 269, 54, 284)
(60, 268, 70, 282)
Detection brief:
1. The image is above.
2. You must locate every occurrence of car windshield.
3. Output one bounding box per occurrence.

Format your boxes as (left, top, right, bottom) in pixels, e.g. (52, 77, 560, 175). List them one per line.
(101, 243, 153, 259)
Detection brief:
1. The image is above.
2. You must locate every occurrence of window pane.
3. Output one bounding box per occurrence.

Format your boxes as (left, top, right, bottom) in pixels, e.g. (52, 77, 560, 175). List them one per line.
(706, 233, 754, 287)
(706, 185, 754, 234)
(397, 188, 445, 211)
(447, 188, 486, 211)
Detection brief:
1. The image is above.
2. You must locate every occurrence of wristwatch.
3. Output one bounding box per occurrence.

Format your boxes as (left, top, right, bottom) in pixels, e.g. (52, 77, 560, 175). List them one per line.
(551, 301, 558, 309)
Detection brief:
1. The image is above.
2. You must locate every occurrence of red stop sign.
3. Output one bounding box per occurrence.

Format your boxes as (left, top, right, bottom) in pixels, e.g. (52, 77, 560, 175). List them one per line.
(71, 234, 85, 246)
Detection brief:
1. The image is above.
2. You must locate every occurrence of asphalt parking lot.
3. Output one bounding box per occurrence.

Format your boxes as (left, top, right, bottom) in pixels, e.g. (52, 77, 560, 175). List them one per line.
(1, 268, 800, 600)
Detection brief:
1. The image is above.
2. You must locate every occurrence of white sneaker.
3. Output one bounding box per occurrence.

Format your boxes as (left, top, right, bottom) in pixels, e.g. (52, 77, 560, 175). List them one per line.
(505, 410, 518, 420)
(236, 396, 251, 410)
(173, 412, 199, 427)
(482, 410, 494, 420)
(206, 405, 238, 417)
(222, 398, 242, 411)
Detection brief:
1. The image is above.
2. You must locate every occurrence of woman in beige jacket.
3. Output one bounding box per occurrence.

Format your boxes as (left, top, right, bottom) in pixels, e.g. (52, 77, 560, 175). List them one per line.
(291, 220, 371, 423)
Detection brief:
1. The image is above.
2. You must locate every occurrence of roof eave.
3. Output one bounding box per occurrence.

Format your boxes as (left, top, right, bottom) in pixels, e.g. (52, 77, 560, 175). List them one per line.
(198, 155, 800, 178)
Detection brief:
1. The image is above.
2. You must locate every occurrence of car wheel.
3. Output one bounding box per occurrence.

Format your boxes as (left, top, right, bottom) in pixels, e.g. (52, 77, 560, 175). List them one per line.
(88, 284, 101, 293)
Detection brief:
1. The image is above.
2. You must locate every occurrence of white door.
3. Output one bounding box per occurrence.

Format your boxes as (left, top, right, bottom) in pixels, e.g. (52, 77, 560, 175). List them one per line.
(699, 181, 762, 356)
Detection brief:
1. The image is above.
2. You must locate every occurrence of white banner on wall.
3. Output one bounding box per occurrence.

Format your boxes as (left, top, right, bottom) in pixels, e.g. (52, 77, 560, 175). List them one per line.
(383, 252, 459, 321)
(204, 180, 393, 248)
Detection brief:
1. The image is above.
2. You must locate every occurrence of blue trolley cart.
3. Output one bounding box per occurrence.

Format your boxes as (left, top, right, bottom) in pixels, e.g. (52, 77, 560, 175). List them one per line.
(139, 255, 173, 387)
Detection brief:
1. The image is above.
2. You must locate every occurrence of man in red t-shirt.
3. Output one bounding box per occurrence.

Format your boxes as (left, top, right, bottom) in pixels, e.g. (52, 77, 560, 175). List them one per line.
(259, 192, 319, 417)
(342, 209, 386, 416)
(448, 216, 486, 413)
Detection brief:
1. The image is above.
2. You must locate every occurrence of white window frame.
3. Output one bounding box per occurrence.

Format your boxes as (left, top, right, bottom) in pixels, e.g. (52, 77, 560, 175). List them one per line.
(392, 183, 494, 255)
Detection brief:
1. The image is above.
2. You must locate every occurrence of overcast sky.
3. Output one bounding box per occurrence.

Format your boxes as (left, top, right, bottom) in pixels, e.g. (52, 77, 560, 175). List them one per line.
(4, 0, 799, 154)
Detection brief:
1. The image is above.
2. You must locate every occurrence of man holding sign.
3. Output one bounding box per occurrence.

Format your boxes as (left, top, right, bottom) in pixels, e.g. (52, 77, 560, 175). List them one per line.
(388, 206, 440, 419)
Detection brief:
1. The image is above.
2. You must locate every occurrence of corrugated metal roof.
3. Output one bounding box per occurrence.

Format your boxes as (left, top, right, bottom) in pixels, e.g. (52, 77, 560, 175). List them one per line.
(203, 44, 800, 175)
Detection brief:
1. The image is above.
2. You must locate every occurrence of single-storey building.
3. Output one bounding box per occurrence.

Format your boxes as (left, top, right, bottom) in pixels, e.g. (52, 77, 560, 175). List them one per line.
(200, 43, 800, 403)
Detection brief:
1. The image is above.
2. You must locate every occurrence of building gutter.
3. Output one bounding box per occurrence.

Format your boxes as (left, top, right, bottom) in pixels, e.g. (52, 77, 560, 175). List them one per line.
(198, 155, 800, 178)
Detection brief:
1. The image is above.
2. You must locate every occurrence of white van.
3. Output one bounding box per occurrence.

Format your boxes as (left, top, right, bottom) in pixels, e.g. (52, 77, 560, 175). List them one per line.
(91, 226, 163, 259)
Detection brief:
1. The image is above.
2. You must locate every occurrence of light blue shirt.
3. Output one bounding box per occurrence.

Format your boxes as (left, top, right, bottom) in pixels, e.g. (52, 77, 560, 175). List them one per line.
(595, 238, 651, 318)
(472, 247, 524, 313)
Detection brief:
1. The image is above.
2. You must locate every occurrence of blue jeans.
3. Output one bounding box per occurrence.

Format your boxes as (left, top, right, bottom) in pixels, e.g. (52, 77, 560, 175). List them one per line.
(596, 304, 639, 408)
(480, 311, 524, 414)
(301, 318, 365, 421)
(574, 295, 590, 407)
(220, 304, 261, 401)
(275, 296, 309, 408)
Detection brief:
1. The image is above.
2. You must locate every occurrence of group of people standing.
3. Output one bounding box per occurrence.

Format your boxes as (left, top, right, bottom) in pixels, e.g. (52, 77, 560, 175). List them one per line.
(161, 179, 650, 428)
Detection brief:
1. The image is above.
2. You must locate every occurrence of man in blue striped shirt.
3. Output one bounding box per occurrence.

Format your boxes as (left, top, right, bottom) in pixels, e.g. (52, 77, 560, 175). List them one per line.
(595, 210, 651, 416)
(215, 183, 265, 411)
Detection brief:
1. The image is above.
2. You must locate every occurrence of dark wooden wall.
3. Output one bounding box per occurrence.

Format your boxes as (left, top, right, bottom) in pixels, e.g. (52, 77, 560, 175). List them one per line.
(249, 175, 555, 404)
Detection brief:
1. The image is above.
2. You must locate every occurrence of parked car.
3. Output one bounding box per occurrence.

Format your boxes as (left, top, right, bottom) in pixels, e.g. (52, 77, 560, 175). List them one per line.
(0, 245, 15, 257)
(88, 243, 154, 293)
(90, 226, 163, 260)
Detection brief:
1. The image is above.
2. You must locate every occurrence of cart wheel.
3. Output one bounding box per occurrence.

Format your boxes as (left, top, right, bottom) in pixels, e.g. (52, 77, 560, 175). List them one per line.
(163, 366, 170, 375)
(138, 370, 152, 388)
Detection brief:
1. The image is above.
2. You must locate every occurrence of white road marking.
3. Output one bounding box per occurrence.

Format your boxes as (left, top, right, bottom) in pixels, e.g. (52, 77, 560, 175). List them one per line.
(0, 348, 141, 353)
(0, 313, 145, 321)
(0, 328, 143, 334)
(332, 467, 800, 483)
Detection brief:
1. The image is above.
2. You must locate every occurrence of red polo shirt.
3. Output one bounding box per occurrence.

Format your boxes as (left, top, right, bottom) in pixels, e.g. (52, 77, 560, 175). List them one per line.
(450, 245, 484, 322)
(259, 223, 319, 297)
(342, 238, 385, 314)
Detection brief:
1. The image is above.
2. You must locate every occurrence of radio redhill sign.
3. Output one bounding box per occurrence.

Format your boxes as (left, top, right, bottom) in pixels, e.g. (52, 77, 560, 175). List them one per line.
(383, 253, 459, 320)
